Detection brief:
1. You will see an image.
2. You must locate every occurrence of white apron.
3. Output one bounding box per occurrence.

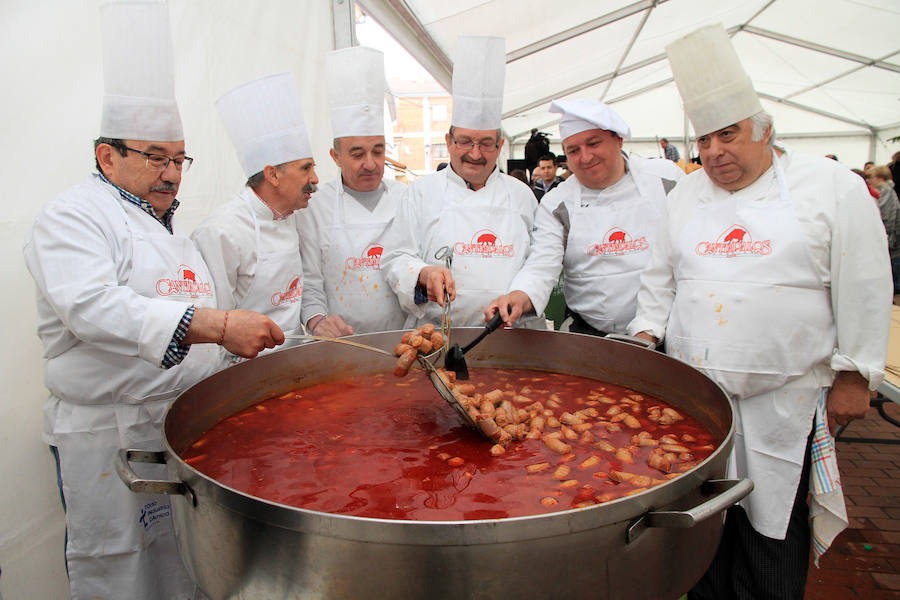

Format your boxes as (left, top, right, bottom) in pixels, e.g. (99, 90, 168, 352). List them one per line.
(564, 176, 661, 333)
(419, 174, 543, 328)
(222, 193, 304, 365)
(322, 183, 405, 333)
(666, 152, 836, 538)
(55, 196, 219, 600)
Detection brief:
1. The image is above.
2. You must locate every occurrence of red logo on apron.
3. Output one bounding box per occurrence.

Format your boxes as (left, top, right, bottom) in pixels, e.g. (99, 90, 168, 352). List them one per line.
(271, 275, 303, 306)
(587, 227, 649, 256)
(344, 244, 384, 271)
(454, 229, 515, 257)
(156, 264, 213, 298)
(695, 225, 772, 257)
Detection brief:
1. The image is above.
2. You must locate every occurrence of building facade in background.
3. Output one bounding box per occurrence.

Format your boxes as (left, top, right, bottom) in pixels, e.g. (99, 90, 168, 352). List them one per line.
(391, 78, 452, 178)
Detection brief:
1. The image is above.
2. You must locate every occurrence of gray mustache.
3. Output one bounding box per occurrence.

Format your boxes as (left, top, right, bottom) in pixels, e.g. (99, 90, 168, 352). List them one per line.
(150, 182, 178, 193)
(304, 182, 318, 194)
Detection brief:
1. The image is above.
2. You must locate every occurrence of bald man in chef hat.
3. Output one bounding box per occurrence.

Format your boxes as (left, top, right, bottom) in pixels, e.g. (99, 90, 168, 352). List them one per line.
(486, 98, 682, 336)
(380, 35, 545, 329)
(193, 72, 318, 366)
(23, 2, 282, 598)
(628, 23, 891, 599)
(296, 46, 407, 338)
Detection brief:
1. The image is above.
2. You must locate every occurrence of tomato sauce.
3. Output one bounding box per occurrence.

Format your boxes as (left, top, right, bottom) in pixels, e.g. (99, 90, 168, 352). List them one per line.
(182, 368, 717, 521)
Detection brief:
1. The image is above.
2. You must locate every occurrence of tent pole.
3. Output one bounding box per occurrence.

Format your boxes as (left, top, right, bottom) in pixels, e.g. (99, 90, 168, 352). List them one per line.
(332, 0, 357, 49)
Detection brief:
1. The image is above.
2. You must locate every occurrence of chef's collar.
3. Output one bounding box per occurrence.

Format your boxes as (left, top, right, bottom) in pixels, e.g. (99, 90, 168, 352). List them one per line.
(249, 187, 289, 220)
(97, 171, 179, 233)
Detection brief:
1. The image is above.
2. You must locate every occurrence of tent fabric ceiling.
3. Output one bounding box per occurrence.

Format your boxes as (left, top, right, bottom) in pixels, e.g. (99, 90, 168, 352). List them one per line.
(359, 0, 900, 144)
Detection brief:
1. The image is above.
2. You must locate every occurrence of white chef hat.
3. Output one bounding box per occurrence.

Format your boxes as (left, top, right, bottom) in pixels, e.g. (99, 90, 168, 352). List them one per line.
(215, 72, 313, 178)
(549, 98, 631, 142)
(99, 0, 183, 141)
(666, 24, 763, 137)
(327, 46, 386, 139)
(451, 35, 506, 130)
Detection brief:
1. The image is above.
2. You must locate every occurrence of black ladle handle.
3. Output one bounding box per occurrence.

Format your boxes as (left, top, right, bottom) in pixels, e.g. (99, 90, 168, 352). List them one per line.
(460, 305, 509, 355)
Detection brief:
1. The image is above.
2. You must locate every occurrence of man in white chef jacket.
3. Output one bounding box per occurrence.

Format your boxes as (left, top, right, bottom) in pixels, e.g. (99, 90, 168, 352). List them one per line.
(627, 24, 891, 599)
(296, 47, 407, 337)
(192, 72, 318, 364)
(486, 99, 682, 334)
(22, 2, 283, 599)
(380, 35, 543, 328)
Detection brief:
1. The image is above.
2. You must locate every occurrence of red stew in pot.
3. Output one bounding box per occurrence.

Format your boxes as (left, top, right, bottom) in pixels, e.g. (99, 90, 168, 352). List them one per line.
(181, 368, 717, 521)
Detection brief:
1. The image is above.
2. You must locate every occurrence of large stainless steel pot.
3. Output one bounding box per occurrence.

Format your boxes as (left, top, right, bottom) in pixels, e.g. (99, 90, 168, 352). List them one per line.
(116, 329, 750, 600)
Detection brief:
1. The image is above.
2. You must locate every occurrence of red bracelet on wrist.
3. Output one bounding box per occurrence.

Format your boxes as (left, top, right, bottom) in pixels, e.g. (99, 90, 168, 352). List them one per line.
(217, 311, 229, 345)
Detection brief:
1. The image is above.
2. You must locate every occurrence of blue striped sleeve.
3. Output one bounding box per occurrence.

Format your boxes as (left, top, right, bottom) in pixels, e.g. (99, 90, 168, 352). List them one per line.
(162, 305, 195, 369)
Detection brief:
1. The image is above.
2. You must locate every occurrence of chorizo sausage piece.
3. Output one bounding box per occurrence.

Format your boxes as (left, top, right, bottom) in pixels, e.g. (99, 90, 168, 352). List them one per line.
(476, 414, 503, 442)
(420, 323, 436, 335)
(393, 348, 418, 377)
(430, 331, 444, 348)
(542, 435, 572, 454)
(484, 389, 504, 405)
(394, 343, 414, 357)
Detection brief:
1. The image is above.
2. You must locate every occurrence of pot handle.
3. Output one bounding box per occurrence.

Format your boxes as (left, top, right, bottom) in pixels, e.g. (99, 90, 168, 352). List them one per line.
(604, 333, 656, 350)
(626, 478, 754, 543)
(115, 449, 195, 504)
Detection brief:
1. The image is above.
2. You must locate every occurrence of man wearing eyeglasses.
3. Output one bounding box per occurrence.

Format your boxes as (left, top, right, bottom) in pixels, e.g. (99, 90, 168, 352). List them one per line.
(22, 3, 282, 599)
(380, 35, 544, 328)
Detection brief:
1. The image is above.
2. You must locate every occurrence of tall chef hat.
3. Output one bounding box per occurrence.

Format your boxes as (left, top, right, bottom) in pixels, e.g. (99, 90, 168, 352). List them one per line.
(549, 99, 631, 142)
(99, 0, 183, 141)
(451, 35, 506, 130)
(327, 46, 386, 139)
(215, 72, 312, 178)
(665, 24, 763, 137)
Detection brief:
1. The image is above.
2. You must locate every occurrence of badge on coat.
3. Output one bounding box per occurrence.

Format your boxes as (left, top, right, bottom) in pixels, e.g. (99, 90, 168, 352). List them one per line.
(453, 229, 515, 258)
(695, 224, 773, 257)
(345, 244, 384, 271)
(155, 263, 213, 298)
(270, 274, 303, 306)
(587, 227, 649, 257)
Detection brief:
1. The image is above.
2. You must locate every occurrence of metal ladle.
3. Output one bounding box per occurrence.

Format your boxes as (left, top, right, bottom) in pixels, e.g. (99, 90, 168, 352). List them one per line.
(284, 333, 488, 440)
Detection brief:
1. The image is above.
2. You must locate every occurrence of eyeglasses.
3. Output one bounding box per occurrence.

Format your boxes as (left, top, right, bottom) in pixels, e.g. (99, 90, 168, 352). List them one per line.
(124, 146, 194, 172)
(450, 137, 499, 152)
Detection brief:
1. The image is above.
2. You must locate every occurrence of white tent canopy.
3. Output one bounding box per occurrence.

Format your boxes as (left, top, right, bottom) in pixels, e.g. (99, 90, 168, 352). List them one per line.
(360, 0, 900, 164)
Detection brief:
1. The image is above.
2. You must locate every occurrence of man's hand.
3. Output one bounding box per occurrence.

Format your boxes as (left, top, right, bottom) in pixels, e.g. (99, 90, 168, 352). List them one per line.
(307, 314, 353, 338)
(222, 310, 285, 357)
(186, 308, 285, 358)
(635, 331, 659, 347)
(485, 291, 533, 327)
(826, 371, 871, 435)
(418, 266, 456, 306)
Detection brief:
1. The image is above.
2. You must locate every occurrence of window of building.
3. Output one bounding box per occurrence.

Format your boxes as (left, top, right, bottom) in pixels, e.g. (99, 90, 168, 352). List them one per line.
(433, 143, 448, 158)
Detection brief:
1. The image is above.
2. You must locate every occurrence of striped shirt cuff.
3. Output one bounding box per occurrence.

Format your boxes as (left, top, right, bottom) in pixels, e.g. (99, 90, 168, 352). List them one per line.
(162, 305, 195, 369)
